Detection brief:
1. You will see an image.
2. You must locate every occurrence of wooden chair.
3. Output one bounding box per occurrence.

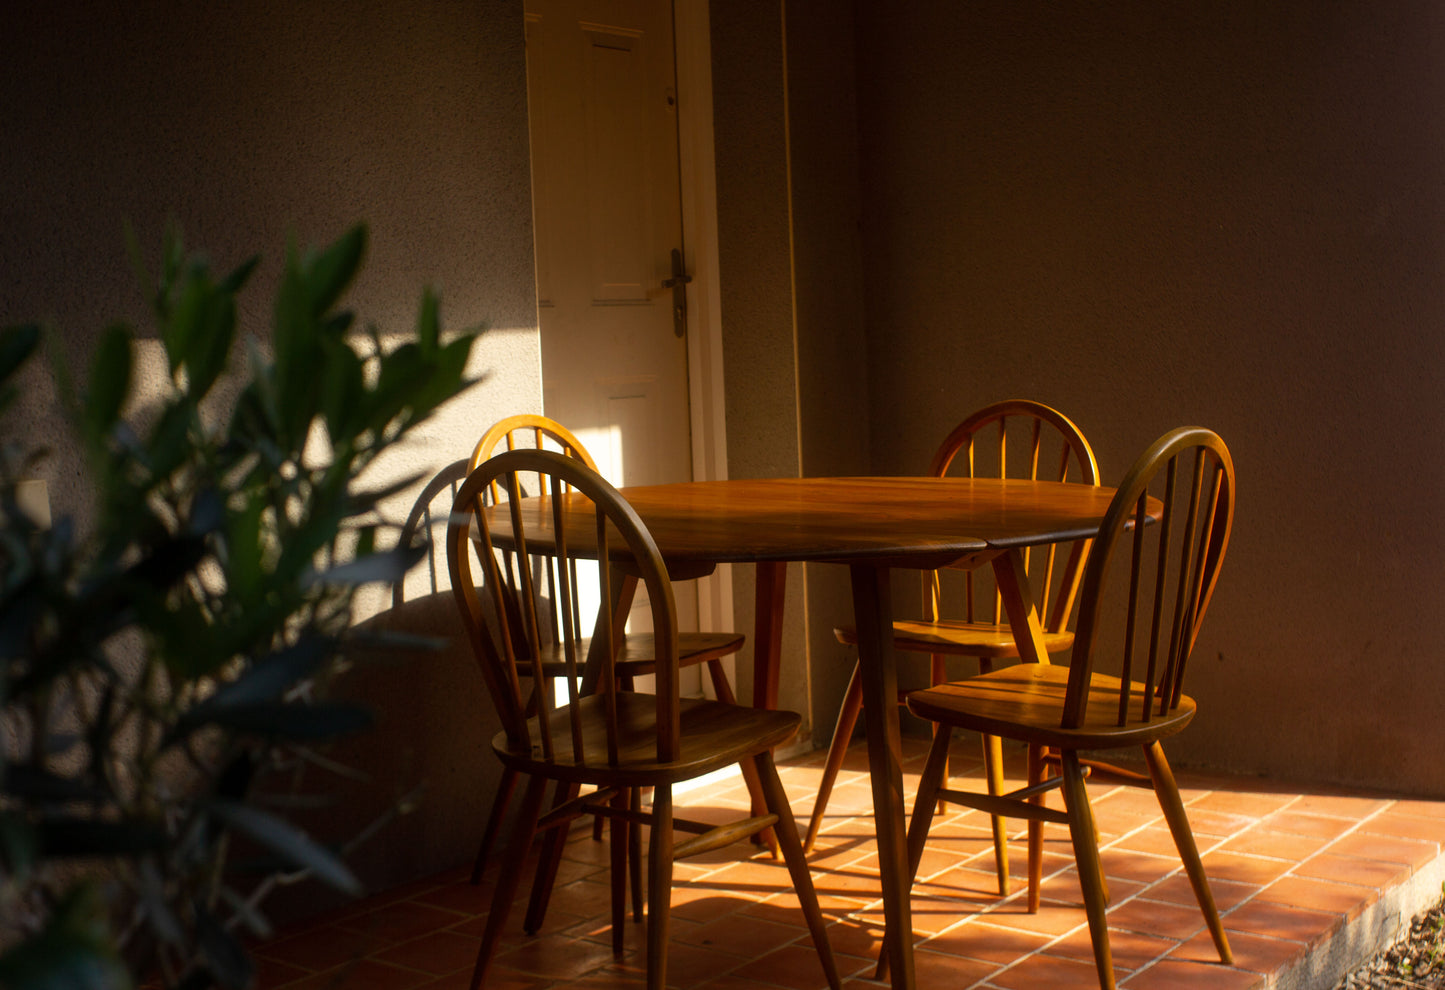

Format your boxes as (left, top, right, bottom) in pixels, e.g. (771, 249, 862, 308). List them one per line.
(449, 449, 840, 990)
(468, 414, 743, 703)
(807, 399, 1099, 897)
(894, 427, 1236, 989)
(467, 414, 746, 894)
(385, 454, 647, 930)
(388, 459, 530, 888)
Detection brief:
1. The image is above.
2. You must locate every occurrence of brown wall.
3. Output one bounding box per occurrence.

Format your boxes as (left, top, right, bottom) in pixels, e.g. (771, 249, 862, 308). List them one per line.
(712, 0, 1445, 795)
(710, 0, 872, 738)
(849, 2, 1445, 792)
(1, 2, 542, 522)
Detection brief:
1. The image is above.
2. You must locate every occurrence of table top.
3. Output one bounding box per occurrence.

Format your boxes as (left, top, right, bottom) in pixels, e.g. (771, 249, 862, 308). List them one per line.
(490, 476, 1120, 571)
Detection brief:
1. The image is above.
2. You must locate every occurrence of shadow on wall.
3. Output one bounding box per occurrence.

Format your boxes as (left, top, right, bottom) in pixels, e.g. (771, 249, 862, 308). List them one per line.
(269, 590, 501, 926)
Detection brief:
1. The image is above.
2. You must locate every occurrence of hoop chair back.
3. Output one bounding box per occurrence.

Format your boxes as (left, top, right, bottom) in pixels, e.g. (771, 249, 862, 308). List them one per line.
(470, 413, 599, 503)
(447, 448, 682, 770)
(1062, 425, 1235, 735)
(471, 413, 599, 469)
(927, 398, 1099, 635)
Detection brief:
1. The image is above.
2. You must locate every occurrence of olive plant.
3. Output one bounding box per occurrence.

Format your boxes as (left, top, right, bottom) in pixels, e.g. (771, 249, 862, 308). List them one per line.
(0, 224, 480, 989)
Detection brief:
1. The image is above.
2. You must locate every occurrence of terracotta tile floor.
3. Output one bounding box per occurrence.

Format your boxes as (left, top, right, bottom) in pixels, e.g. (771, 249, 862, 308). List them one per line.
(253, 737, 1445, 989)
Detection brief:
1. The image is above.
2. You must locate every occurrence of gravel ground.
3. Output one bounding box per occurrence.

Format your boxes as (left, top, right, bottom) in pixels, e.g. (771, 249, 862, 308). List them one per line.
(1335, 890, 1445, 989)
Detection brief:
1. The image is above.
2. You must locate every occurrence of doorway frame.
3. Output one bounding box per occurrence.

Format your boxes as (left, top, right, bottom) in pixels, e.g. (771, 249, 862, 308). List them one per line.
(521, 1, 734, 659)
(672, 0, 735, 642)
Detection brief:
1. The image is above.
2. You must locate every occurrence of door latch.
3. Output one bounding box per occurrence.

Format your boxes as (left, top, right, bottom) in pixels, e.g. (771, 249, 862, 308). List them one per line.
(662, 248, 692, 338)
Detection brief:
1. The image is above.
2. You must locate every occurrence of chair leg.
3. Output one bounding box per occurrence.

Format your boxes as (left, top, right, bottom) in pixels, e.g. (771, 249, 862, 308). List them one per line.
(982, 731, 1010, 896)
(1026, 743, 1045, 913)
(469, 773, 547, 990)
(646, 784, 674, 990)
(470, 765, 520, 885)
(804, 661, 863, 853)
(929, 653, 949, 814)
(755, 751, 842, 990)
(524, 780, 579, 934)
(907, 726, 951, 885)
(629, 786, 644, 922)
(1059, 751, 1115, 990)
(609, 787, 628, 956)
(1144, 741, 1233, 964)
(704, 660, 780, 858)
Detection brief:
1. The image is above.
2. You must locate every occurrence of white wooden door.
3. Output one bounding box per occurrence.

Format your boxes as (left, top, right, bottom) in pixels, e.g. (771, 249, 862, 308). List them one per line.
(525, 0, 699, 636)
(526, 0, 692, 488)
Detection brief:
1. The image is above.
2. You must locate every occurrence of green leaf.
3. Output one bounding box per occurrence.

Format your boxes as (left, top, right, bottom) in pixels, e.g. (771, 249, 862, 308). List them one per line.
(185, 283, 236, 400)
(203, 798, 362, 896)
(410, 334, 479, 422)
(0, 882, 130, 990)
(223, 487, 266, 602)
(147, 595, 220, 680)
(136, 859, 186, 948)
(160, 222, 186, 304)
(142, 399, 195, 480)
(0, 812, 38, 879)
(306, 224, 366, 319)
(162, 272, 207, 377)
(0, 323, 40, 385)
(83, 324, 132, 440)
(194, 901, 254, 990)
(270, 243, 320, 453)
(218, 254, 259, 295)
(199, 635, 332, 711)
(318, 337, 366, 446)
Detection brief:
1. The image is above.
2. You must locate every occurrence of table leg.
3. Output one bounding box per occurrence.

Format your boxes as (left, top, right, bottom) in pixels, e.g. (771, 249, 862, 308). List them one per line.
(580, 570, 638, 696)
(751, 561, 787, 710)
(992, 548, 1051, 666)
(743, 561, 788, 851)
(849, 563, 915, 990)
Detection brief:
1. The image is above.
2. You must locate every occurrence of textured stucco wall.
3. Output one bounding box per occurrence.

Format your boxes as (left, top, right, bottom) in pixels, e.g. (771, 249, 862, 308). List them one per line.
(781, 1, 874, 744)
(853, 2, 1445, 793)
(709, 0, 811, 725)
(0, 1, 540, 903)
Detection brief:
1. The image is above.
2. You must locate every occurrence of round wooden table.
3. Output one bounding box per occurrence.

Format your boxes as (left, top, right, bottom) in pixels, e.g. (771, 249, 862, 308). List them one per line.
(506, 476, 1119, 989)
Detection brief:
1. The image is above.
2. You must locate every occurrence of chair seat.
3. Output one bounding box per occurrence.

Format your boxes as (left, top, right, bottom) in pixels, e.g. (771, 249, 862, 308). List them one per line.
(494, 693, 801, 788)
(905, 664, 1196, 751)
(534, 631, 744, 678)
(835, 621, 1074, 659)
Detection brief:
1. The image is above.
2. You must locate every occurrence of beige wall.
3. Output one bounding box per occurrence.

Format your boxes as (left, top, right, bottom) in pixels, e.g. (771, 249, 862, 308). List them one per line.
(1, 2, 540, 902)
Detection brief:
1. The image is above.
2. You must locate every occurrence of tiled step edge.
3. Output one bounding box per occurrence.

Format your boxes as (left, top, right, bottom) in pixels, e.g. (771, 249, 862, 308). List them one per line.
(1270, 848, 1445, 990)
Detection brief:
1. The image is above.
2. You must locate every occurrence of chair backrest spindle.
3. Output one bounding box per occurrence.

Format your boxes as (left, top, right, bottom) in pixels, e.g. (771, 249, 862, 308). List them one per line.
(925, 400, 1100, 638)
(1063, 428, 1235, 733)
(448, 448, 680, 773)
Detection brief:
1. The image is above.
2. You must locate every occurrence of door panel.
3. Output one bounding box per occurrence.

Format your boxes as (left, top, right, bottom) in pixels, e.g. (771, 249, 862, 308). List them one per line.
(526, 0, 696, 636)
